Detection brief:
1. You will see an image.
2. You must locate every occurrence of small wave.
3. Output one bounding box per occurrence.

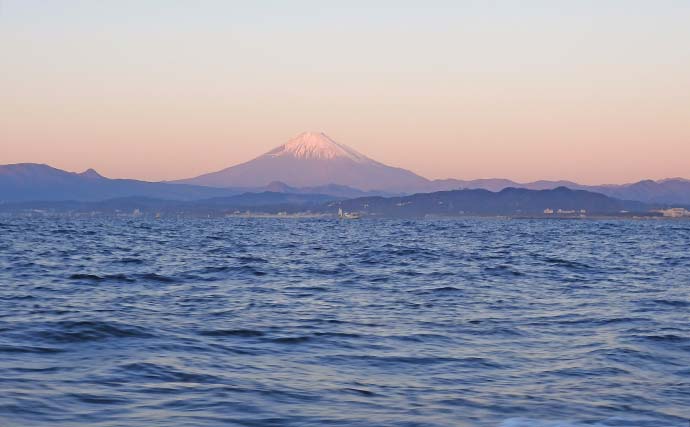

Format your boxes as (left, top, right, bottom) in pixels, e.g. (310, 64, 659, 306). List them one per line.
(313, 332, 362, 338)
(69, 273, 104, 281)
(587, 347, 659, 364)
(138, 273, 176, 283)
(321, 354, 499, 368)
(409, 286, 465, 295)
(304, 267, 347, 275)
(287, 285, 329, 292)
(546, 366, 630, 378)
(52, 228, 76, 234)
(398, 269, 424, 277)
(0, 294, 35, 301)
(199, 329, 265, 337)
(554, 317, 647, 327)
(0, 344, 64, 354)
(393, 333, 454, 343)
(499, 417, 682, 427)
(116, 257, 144, 264)
(35, 320, 152, 343)
(196, 265, 267, 277)
(197, 266, 233, 273)
(428, 286, 464, 293)
(343, 387, 377, 396)
(69, 273, 135, 283)
(484, 265, 525, 276)
(640, 334, 689, 343)
(651, 299, 690, 308)
(235, 255, 268, 263)
(542, 257, 593, 270)
(9, 366, 66, 373)
(116, 362, 219, 383)
(67, 393, 131, 405)
(270, 336, 312, 344)
(106, 273, 136, 282)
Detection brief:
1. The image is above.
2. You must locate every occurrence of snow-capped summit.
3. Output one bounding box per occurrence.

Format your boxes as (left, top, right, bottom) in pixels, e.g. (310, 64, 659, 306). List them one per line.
(265, 132, 372, 163)
(177, 132, 430, 191)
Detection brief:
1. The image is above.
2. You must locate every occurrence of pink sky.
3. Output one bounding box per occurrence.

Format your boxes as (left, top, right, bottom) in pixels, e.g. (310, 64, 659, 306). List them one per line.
(2, 1, 689, 185)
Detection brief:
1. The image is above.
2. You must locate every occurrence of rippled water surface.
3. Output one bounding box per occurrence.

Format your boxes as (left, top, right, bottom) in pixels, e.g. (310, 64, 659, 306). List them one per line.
(1, 217, 689, 427)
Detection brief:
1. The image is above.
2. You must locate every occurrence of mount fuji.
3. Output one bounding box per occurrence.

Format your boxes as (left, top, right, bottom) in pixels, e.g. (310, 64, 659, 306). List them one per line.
(177, 132, 430, 192)
(3, 132, 689, 205)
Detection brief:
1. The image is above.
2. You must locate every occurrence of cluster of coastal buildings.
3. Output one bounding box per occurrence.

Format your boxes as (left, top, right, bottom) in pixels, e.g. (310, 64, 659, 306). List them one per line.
(543, 208, 587, 215)
(655, 208, 690, 218)
(542, 207, 690, 218)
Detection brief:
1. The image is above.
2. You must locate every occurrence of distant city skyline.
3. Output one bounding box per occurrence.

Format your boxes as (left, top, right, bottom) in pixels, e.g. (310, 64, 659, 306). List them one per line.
(2, 1, 690, 184)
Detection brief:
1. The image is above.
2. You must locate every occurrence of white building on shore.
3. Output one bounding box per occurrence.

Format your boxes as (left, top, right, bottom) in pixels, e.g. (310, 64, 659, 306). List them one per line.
(657, 208, 690, 218)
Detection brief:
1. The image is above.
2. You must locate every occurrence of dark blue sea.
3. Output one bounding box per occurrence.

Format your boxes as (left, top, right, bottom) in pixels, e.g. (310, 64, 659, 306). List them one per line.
(1, 217, 689, 427)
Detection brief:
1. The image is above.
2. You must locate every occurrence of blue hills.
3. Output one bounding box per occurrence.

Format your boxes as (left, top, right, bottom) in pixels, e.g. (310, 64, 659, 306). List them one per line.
(0, 162, 687, 217)
(0, 163, 381, 203)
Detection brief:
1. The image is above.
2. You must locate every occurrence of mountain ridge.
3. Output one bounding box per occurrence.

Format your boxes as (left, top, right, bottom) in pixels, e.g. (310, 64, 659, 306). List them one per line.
(175, 132, 690, 204)
(424, 177, 690, 204)
(0, 186, 656, 218)
(331, 186, 651, 218)
(0, 163, 388, 203)
(3, 126, 690, 207)
(3, 162, 690, 205)
(0, 163, 243, 202)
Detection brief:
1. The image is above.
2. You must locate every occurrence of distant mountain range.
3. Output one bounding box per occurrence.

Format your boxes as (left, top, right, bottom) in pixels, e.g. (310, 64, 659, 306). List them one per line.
(424, 177, 690, 205)
(0, 163, 242, 202)
(0, 163, 384, 203)
(0, 187, 653, 218)
(331, 187, 650, 218)
(1, 131, 689, 205)
(175, 131, 690, 205)
(0, 192, 336, 215)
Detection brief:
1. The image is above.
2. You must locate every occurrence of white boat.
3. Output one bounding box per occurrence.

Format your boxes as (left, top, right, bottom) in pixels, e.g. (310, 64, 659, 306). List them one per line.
(338, 208, 361, 220)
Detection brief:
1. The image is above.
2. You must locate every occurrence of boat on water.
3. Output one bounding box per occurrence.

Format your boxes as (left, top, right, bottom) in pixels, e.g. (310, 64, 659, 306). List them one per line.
(338, 208, 361, 220)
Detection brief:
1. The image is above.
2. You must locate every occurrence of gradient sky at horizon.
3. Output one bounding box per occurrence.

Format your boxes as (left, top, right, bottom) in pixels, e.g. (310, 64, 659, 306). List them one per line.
(2, 1, 689, 184)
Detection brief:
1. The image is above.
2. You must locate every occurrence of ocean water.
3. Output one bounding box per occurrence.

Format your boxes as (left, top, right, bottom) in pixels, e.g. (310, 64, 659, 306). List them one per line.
(1, 217, 689, 427)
